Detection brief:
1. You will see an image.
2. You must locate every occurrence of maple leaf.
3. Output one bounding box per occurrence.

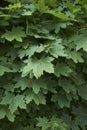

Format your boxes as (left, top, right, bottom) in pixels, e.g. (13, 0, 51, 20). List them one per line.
(19, 44, 44, 59)
(54, 63, 72, 77)
(45, 10, 69, 20)
(6, 110, 15, 122)
(34, 93, 46, 105)
(22, 4, 35, 16)
(69, 32, 87, 52)
(25, 91, 46, 105)
(37, 116, 67, 130)
(9, 95, 26, 113)
(0, 65, 12, 76)
(25, 91, 34, 104)
(37, 117, 50, 130)
(21, 56, 54, 78)
(0, 108, 6, 120)
(67, 50, 84, 63)
(1, 93, 26, 113)
(14, 77, 30, 90)
(31, 79, 47, 94)
(52, 93, 71, 108)
(48, 39, 67, 58)
(1, 93, 13, 105)
(2, 27, 26, 42)
(59, 78, 76, 94)
(50, 117, 67, 130)
(78, 85, 87, 100)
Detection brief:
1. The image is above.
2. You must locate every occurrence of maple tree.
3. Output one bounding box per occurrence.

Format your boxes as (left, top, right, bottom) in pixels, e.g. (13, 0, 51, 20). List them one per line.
(0, 0, 87, 130)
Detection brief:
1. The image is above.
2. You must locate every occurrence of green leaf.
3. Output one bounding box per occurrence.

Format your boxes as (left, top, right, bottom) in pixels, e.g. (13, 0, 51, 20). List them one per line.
(52, 94, 71, 108)
(6, 110, 15, 122)
(49, 39, 67, 58)
(0, 65, 12, 76)
(37, 116, 67, 130)
(1, 93, 13, 105)
(37, 117, 50, 130)
(25, 92, 46, 105)
(0, 108, 6, 119)
(14, 78, 30, 90)
(54, 63, 72, 77)
(45, 10, 69, 20)
(22, 4, 36, 16)
(21, 56, 54, 78)
(45, 0, 58, 7)
(67, 50, 84, 63)
(62, 114, 79, 130)
(8, 3, 21, 10)
(78, 85, 87, 100)
(32, 0, 48, 13)
(2, 27, 26, 42)
(25, 91, 34, 104)
(50, 117, 67, 130)
(33, 93, 46, 105)
(9, 95, 26, 113)
(31, 79, 47, 94)
(19, 44, 44, 59)
(70, 32, 87, 52)
(59, 79, 76, 94)
(37, 93, 46, 104)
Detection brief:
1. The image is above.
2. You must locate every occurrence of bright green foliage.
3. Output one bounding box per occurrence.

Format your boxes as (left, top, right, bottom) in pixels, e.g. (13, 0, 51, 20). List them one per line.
(0, 0, 87, 130)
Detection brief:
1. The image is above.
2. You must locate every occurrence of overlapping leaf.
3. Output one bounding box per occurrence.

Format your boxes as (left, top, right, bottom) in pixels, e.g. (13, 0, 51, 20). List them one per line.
(0, 0, 87, 130)
(21, 56, 54, 78)
(2, 27, 26, 42)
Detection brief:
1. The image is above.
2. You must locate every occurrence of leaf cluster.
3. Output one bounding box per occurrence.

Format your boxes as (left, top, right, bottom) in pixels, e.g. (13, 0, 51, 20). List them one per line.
(0, 0, 87, 130)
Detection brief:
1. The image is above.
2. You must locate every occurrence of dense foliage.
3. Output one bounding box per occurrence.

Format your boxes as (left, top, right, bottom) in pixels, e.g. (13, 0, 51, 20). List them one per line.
(0, 0, 87, 129)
